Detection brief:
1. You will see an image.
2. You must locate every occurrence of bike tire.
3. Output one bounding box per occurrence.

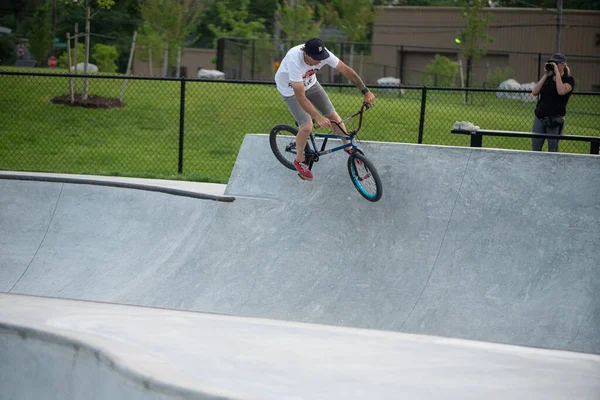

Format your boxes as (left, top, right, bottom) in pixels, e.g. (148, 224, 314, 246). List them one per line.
(269, 124, 310, 171)
(347, 152, 383, 202)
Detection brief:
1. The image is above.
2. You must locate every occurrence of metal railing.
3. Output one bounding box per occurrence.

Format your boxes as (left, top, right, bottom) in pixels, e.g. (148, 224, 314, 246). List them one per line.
(452, 129, 600, 155)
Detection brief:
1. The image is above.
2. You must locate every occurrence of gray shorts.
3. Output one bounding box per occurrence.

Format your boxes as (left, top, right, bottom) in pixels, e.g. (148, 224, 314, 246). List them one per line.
(282, 81, 335, 127)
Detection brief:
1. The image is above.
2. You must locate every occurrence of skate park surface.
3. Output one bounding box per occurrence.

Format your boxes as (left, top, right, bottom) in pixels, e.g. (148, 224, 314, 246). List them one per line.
(1, 135, 600, 399)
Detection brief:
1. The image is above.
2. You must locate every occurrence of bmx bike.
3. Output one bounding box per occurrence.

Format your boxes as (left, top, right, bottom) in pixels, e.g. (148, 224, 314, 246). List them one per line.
(269, 102, 383, 202)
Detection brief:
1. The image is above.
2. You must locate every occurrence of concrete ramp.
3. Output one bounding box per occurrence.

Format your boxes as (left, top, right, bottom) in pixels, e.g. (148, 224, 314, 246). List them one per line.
(1, 135, 599, 354)
(3, 293, 600, 400)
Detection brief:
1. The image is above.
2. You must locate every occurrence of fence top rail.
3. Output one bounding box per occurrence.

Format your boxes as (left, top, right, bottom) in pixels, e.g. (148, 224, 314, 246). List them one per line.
(451, 129, 600, 143)
(1, 71, 600, 96)
(219, 37, 600, 59)
(0, 70, 276, 85)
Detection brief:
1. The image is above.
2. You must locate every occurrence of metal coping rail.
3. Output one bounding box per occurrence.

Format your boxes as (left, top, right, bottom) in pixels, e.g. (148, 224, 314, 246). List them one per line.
(0, 174, 235, 202)
(451, 128, 600, 155)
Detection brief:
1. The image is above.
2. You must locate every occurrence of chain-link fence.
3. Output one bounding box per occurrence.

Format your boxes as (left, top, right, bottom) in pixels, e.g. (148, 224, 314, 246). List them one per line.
(1, 70, 599, 183)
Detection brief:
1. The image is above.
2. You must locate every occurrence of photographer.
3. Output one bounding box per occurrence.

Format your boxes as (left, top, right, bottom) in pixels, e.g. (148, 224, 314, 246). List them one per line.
(530, 53, 574, 152)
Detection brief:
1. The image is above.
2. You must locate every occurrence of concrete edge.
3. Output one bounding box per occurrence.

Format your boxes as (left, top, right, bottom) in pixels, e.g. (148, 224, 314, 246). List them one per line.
(249, 133, 600, 159)
(0, 321, 232, 400)
(0, 173, 235, 203)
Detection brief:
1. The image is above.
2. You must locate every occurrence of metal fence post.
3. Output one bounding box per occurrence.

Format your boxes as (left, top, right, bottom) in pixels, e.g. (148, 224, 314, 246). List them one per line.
(398, 45, 404, 83)
(418, 86, 427, 144)
(251, 39, 256, 80)
(471, 133, 483, 148)
(216, 38, 225, 72)
(178, 77, 186, 174)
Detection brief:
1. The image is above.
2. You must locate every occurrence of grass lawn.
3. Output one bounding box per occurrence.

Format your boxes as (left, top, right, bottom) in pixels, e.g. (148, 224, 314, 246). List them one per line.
(1, 67, 599, 183)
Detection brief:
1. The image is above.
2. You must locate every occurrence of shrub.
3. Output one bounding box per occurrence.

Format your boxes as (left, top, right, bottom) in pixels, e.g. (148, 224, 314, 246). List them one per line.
(486, 66, 514, 88)
(92, 44, 118, 73)
(58, 43, 84, 69)
(422, 54, 459, 87)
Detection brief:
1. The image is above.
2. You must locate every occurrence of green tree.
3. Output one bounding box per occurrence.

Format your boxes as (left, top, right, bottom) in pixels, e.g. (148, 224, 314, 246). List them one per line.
(62, 0, 117, 98)
(321, 0, 377, 75)
(325, 0, 376, 43)
(277, 0, 322, 40)
(422, 54, 459, 87)
(248, 0, 278, 34)
(27, 1, 53, 65)
(92, 43, 118, 72)
(138, 0, 203, 76)
(457, 0, 493, 61)
(456, 0, 492, 93)
(194, 0, 279, 48)
(208, 0, 270, 46)
(55, 0, 140, 72)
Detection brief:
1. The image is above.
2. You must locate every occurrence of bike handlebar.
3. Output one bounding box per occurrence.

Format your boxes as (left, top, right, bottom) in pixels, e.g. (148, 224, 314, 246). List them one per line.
(324, 102, 371, 136)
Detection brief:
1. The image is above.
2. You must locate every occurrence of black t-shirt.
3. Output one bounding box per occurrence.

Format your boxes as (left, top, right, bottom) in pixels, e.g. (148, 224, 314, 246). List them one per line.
(535, 74, 575, 118)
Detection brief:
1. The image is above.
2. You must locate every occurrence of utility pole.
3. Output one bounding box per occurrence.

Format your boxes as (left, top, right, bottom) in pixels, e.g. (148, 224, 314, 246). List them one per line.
(556, 0, 563, 53)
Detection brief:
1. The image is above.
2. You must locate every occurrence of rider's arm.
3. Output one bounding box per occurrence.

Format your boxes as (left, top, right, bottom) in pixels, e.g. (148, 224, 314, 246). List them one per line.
(336, 61, 367, 91)
(291, 81, 321, 120)
(336, 61, 376, 105)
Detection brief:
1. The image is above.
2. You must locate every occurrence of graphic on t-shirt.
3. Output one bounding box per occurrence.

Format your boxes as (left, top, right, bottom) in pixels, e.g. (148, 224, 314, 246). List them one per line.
(303, 69, 318, 79)
(288, 68, 320, 88)
(302, 69, 319, 87)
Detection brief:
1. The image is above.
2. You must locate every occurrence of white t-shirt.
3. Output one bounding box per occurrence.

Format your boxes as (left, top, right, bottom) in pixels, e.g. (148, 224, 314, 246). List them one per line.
(275, 44, 340, 97)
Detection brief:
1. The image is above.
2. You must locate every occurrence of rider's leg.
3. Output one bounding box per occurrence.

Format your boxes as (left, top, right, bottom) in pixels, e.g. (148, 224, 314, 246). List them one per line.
(304, 83, 350, 146)
(325, 110, 361, 164)
(282, 94, 313, 163)
(296, 121, 312, 163)
(325, 111, 349, 144)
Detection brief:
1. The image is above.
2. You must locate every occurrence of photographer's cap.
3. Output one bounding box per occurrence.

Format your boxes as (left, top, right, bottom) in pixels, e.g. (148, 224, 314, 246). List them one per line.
(549, 53, 567, 63)
(303, 38, 330, 61)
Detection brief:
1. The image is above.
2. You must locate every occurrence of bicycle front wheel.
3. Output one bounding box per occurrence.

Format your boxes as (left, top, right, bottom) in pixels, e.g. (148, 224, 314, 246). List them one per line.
(347, 152, 383, 202)
(269, 124, 309, 171)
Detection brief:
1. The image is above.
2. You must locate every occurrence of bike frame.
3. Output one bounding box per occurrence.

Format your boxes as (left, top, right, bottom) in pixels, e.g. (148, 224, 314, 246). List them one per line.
(306, 102, 369, 159)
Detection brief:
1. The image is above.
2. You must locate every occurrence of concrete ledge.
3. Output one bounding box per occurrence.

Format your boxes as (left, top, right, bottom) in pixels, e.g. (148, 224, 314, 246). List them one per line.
(0, 172, 234, 202)
(2, 294, 600, 400)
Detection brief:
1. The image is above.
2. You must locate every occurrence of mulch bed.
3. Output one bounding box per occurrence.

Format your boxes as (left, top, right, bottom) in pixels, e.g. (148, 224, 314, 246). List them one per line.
(51, 94, 125, 109)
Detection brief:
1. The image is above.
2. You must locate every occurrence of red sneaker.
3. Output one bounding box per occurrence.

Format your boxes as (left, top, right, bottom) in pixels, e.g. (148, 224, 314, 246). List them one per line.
(294, 160, 313, 180)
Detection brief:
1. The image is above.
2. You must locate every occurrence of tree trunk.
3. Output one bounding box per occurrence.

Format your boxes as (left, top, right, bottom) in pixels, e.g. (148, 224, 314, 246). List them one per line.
(120, 31, 137, 102)
(66, 32, 74, 103)
(74, 23, 78, 93)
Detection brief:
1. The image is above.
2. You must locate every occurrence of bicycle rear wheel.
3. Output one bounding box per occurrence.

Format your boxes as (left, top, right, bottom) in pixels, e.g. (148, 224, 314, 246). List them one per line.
(347, 152, 383, 202)
(269, 124, 310, 171)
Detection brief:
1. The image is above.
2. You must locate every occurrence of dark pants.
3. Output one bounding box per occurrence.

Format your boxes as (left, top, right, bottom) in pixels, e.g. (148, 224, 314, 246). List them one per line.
(532, 117, 564, 152)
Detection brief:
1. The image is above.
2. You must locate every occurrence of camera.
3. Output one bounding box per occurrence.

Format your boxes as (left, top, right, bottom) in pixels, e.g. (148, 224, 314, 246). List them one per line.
(545, 62, 555, 72)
